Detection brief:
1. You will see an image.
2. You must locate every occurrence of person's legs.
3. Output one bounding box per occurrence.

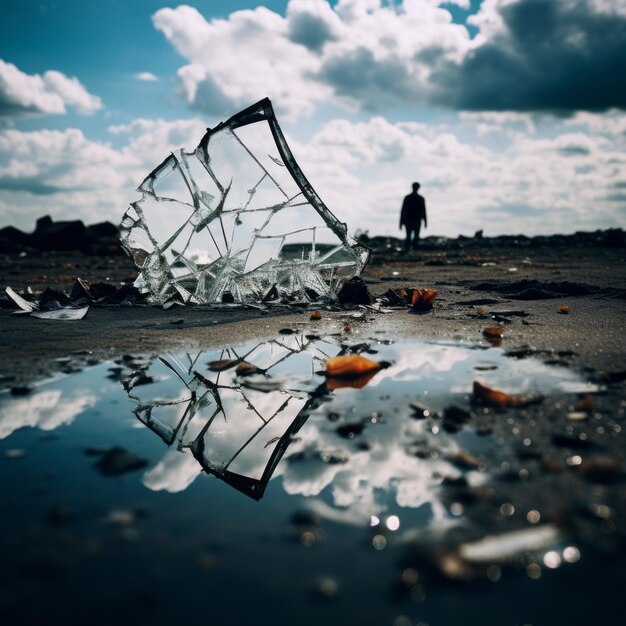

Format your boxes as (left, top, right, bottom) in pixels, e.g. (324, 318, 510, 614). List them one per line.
(412, 223, 422, 250)
(404, 227, 412, 252)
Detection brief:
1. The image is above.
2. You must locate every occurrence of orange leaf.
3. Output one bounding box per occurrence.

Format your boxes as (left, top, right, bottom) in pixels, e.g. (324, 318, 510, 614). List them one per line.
(326, 370, 381, 391)
(574, 395, 593, 411)
(473, 381, 526, 407)
(236, 362, 262, 376)
(310, 310, 322, 321)
(343, 323, 352, 333)
(558, 306, 570, 314)
(411, 288, 438, 311)
(208, 359, 237, 371)
(396, 288, 409, 302)
(482, 326, 504, 338)
(326, 355, 384, 379)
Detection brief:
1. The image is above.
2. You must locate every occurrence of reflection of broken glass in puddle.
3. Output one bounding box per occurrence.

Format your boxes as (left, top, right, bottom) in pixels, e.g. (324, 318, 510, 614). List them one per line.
(121, 336, 599, 515)
(120, 98, 369, 304)
(123, 334, 341, 499)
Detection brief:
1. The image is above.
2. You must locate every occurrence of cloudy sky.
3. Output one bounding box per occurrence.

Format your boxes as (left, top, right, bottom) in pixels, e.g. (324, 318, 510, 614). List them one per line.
(1, 0, 625, 237)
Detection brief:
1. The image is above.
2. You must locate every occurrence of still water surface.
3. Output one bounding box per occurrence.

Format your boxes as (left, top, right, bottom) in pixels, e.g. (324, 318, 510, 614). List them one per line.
(0, 335, 622, 625)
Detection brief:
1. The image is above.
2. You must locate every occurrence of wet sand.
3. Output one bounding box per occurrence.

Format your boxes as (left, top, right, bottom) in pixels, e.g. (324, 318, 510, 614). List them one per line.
(1, 234, 624, 384)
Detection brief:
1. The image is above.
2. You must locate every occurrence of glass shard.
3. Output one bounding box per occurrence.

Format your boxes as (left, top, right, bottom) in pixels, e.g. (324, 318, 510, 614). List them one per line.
(31, 306, 89, 320)
(120, 98, 369, 304)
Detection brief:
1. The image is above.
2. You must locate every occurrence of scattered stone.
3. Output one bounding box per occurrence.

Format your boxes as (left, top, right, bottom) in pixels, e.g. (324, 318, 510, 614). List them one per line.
(4, 448, 26, 459)
(442, 406, 472, 433)
(578, 457, 622, 483)
(551, 434, 592, 449)
(451, 451, 481, 470)
(409, 404, 430, 419)
(327, 409, 341, 422)
(567, 411, 588, 421)
(336, 422, 365, 439)
(337, 276, 372, 305)
(601, 370, 626, 384)
(93, 447, 148, 476)
(291, 510, 322, 527)
(314, 576, 339, 600)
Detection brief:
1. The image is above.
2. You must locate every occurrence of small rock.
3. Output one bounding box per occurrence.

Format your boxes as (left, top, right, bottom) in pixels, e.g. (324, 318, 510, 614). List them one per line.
(551, 434, 591, 449)
(94, 447, 148, 476)
(451, 451, 481, 470)
(4, 448, 26, 459)
(409, 404, 430, 419)
(578, 457, 622, 483)
(291, 510, 322, 527)
(314, 576, 339, 600)
(567, 411, 588, 421)
(336, 423, 365, 439)
(337, 277, 372, 305)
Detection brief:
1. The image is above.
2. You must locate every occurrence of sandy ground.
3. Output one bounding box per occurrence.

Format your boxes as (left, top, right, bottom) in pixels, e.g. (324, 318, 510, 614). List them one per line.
(0, 237, 624, 385)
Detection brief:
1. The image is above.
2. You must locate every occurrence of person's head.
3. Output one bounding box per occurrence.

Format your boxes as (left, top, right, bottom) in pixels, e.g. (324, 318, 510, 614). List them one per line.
(412, 182, 420, 192)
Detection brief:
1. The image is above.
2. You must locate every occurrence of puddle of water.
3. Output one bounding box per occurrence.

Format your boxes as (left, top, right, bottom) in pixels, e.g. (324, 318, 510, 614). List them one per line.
(0, 335, 622, 626)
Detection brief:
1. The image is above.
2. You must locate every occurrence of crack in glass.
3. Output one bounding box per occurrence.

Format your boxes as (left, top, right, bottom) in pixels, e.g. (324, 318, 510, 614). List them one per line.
(120, 98, 369, 304)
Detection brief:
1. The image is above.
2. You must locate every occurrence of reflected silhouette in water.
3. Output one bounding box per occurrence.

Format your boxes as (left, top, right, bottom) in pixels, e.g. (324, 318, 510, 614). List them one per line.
(123, 334, 350, 499)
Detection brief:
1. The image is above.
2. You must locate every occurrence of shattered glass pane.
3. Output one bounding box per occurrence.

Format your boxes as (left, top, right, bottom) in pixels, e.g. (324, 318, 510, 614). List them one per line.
(120, 98, 369, 304)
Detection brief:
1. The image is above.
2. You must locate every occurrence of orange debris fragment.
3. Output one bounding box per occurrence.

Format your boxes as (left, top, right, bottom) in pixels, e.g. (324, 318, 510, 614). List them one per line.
(326, 355, 385, 379)
(326, 371, 381, 391)
(310, 310, 322, 321)
(574, 395, 594, 411)
(482, 326, 504, 339)
(208, 359, 237, 371)
(472, 381, 527, 407)
(411, 288, 438, 311)
(558, 306, 570, 314)
(235, 362, 262, 376)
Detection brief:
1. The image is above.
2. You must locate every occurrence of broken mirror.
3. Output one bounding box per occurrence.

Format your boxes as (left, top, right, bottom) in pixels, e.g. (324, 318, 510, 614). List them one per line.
(120, 98, 369, 304)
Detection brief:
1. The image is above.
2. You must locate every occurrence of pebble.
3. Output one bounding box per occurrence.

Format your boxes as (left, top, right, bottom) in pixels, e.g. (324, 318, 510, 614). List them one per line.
(4, 448, 26, 459)
(578, 456, 622, 483)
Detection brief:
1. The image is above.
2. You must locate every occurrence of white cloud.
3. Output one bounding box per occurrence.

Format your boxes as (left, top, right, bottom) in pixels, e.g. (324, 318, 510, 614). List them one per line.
(459, 111, 536, 134)
(152, 1, 626, 119)
(152, 1, 471, 119)
(0, 388, 96, 439)
(142, 448, 202, 492)
(0, 118, 208, 229)
(290, 112, 626, 236)
(0, 59, 102, 117)
(153, 4, 330, 120)
(0, 108, 624, 236)
(134, 72, 159, 82)
(564, 110, 626, 136)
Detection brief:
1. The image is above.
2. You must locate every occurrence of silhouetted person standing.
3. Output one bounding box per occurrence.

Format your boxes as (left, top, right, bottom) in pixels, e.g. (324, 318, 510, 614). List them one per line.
(400, 182, 427, 251)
